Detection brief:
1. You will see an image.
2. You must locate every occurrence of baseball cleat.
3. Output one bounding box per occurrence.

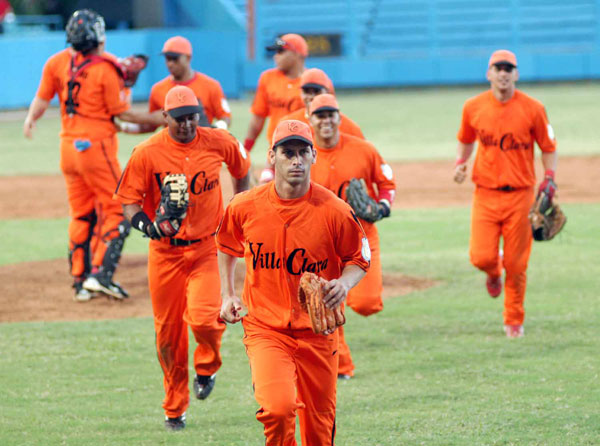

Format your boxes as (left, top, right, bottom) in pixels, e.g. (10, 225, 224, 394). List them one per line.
(485, 275, 502, 298)
(337, 374, 352, 380)
(504, 324, 524, 338)
(73, 281, 95, 302)
(83, 273, 129, 299)
(164, 412, 186, 431)
(193, 373, 216, 400)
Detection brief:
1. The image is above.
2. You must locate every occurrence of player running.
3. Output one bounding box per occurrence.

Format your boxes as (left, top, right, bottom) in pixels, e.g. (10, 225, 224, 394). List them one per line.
(217, 119, 369, 445)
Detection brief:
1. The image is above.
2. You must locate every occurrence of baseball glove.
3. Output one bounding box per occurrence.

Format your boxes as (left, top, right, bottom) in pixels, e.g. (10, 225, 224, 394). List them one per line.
(297, 272, 345, 335)
(345, 178, 382, 223)
(117, 54, 149, 87)
(151, 174, 189, 239)
(528, 192, 567, 241)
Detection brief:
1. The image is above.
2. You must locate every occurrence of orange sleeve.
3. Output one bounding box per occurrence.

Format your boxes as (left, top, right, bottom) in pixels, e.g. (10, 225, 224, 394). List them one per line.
(216, 199, 246, 257)
(219, 131, 251, 179)
(210, 81, 231, 119)
(342, 115, 365, 139)
(36, 57, 57, 101)
(114, 147, 148, 204)
(457, 102, 477, 144)
(333, 204, 370, 272)
(370, 149, 396, 199)
(148, 83, 163, 113)
(250, 72, 269, 117)
(102, 64, 130, 117)
(532, 106, 557, 153)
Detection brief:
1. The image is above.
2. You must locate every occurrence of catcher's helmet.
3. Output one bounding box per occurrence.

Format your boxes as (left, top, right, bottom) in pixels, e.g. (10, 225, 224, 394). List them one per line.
(66, 9, 106, 54)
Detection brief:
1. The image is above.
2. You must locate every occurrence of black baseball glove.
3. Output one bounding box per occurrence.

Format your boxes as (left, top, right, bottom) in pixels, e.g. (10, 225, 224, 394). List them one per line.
(148, 174, 189, 239)
(345, 178, 389, 223)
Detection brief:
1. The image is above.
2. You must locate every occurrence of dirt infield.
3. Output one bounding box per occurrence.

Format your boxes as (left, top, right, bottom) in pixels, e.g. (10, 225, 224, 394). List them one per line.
(1, 157, 597, 323)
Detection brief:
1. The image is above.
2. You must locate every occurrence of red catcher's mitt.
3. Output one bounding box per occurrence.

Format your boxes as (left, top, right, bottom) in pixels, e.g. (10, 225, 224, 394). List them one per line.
(118, 54, 149, 87)
(297, 272, 345, 335)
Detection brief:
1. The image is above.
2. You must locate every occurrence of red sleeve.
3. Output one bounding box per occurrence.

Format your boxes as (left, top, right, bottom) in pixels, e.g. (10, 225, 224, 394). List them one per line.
(533, 106, 557, 153)
(113, 147, 148, 204)
(36, 57, 57, 101)
(457, 102, 477, 144)
(250, 72, 269, 117)
(216, 199, 246, 257)
(218, 131, 251, 179)
(102, 64, 130, 116)
(333, 203, 370, 272)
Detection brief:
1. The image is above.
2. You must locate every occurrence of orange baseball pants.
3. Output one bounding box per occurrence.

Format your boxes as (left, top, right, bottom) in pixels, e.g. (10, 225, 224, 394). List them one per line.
(148, 238, 225, 418)
(60, 135, 125, 278)
(338, 227, 383, 376)
(469, 186, 534, 326)
(243, 318, 338, 446)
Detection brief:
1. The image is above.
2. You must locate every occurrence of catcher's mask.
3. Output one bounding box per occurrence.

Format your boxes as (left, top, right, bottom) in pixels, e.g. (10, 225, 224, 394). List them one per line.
(66, 9, 106, 54)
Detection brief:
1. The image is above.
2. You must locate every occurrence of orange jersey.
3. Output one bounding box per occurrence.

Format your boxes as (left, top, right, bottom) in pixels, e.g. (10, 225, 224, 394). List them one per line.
(148, 72, 231, 123)
(115, 127, 250, 240)
(36, 49, 130, 140)
(280, 108, 365, 139)
(457, 89, 557, 188)
(312, 133, 396, 233)
(216, 182, 370, 330)
(250, 68, 304, 144)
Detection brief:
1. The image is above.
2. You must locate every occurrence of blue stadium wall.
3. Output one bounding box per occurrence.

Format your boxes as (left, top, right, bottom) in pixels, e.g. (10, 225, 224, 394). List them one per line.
(1, 0, 600, 109)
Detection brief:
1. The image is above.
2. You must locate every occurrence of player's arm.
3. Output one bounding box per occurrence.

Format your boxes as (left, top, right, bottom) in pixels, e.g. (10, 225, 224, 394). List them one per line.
(233, 173, 251, 194)
(453, 141, 475, 184)
(322, 264, 366, 309)
(243, 114, 266, 152)
(217, 250, 245, 323)
(117, 109, 165, 129)
(23, 97, 50, 139)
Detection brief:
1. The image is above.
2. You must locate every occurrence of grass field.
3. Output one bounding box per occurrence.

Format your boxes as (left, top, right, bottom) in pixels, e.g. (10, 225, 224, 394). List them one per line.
(1, 84, 599, 445)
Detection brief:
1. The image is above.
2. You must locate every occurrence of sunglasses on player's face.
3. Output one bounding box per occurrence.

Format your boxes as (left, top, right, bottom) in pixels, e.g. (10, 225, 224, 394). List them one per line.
(275, 47, 287, 54)
(494, 63, 515, 73)
(165, 54, 180, 62)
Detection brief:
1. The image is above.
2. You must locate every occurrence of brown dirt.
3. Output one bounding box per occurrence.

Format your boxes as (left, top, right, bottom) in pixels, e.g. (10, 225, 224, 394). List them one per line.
(1, 156, 597, 323)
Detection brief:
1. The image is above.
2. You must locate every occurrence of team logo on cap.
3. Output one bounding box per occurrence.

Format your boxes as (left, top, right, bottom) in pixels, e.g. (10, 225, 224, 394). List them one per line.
(176, 91, 187, 103)
(288, 121, 300, 132)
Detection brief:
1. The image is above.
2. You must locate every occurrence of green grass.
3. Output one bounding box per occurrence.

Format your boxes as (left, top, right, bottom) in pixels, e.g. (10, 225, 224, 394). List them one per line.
(1, 204, 599, 445)
(2, 82, 599, 175)
(1, 85, 599, 445)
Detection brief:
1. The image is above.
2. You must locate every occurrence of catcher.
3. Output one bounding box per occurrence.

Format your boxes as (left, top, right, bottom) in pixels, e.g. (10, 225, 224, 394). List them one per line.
(308, 94, 396, 378)
(114, 85, 250, 431)
(217, 119, 369, 445)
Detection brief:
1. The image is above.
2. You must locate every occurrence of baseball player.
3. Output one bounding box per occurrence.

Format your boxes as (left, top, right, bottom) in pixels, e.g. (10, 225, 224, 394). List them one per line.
(114, 85, 251, 430)
(121, 36, 231, 134)
(259, 67, 365, 183)
(308, 94, 396, 378)
(217, 119, 370, 445)
(454, 49, 558, 338)
(242, 34, 307, 153)
(23, 9, 164, 301)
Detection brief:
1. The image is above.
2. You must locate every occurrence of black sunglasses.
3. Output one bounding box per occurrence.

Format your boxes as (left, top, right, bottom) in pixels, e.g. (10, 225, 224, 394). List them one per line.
(165, 54, 180, 62)
(275, 47, 287, 54)
(494, 64, 515, 73)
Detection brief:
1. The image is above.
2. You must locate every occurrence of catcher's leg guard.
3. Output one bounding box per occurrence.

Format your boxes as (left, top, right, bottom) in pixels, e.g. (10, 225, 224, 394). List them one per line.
(98, 219, 131, 281)
(68, 210, 97, 278)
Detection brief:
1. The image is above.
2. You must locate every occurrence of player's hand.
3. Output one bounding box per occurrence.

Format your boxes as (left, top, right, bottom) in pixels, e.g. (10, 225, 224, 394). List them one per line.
(322, 279, 349, 310)
(23, 117, 35, 139)
(220, 295, 246, 323)
(453, 163, 467, 184)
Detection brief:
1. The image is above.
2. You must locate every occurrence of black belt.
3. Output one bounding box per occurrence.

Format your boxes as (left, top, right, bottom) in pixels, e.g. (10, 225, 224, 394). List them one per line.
(496, 185, 517, 191)
(169, 232, 215, 246)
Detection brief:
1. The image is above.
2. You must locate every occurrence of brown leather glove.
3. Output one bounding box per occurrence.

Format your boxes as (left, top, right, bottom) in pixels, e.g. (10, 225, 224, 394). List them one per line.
(297, 272, 345, 335)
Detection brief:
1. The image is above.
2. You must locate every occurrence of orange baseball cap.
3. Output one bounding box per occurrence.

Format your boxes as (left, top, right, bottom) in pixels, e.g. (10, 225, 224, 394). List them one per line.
(488, 49, 517, 67)
(164, 85, 201, 118)
(162, 36, 192, 57)
(271, 120, 313, 149)
(266, 33, 309, 57)
(309, 93, 339, 115)
(301, 68, 335, 94)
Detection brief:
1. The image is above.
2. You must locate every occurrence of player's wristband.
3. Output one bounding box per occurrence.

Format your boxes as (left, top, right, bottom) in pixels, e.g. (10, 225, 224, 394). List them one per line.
(455, 156, 468, 166)
(544, 169, 555, 180)
(244, 138, 256, 152)
(131, 211, 152, 234)
(214, 120, 228, 130)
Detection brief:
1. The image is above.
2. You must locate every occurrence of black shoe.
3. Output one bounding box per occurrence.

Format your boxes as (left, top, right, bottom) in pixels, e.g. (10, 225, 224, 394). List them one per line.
(338, 373, 353, 380)
(193, 373, 216, 400)
(164, 412, 186, 431)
